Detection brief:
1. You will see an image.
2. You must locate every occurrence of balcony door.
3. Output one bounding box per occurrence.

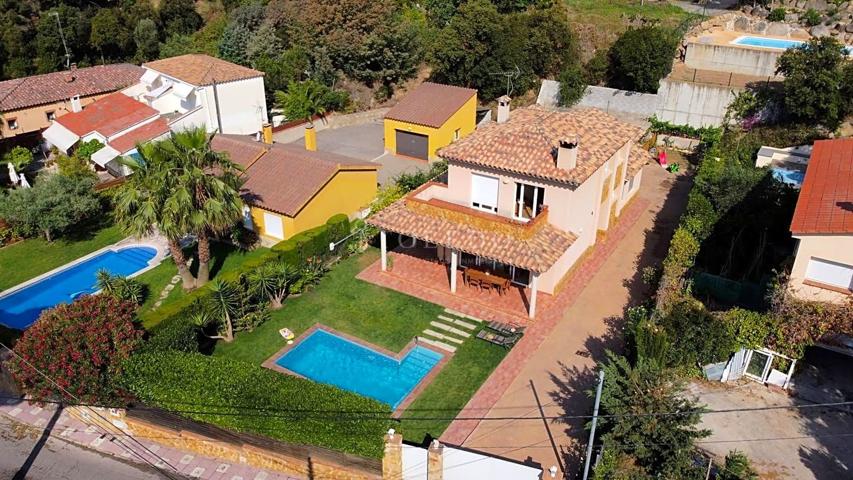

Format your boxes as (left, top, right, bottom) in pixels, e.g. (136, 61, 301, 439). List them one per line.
(514, 182, 545, 221)
(471, 173, 499, 213)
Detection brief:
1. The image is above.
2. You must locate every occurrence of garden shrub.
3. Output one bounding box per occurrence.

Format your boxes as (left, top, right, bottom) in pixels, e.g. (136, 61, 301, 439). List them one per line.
(802, 9, 821, 27)
(720, 308, 775, 351)
(659, 296, 737, 368)
(767, 8, 786, 22)
(718, 450, 758, 480)
(143, 316, 200, 353)
(9, 296, 142, 404)
(607, 26, 679, 93)
(121, 351, 392, 458)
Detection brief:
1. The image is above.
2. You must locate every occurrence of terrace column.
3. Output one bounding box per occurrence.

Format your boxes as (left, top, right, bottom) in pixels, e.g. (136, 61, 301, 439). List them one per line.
(450, 250, 458, 293)
(528, 273, 539, 319)
(380, 230, 388, 271)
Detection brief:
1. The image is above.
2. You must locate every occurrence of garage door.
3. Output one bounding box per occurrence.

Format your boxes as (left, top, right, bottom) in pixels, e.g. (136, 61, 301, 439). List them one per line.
(395, 130, 429, 160)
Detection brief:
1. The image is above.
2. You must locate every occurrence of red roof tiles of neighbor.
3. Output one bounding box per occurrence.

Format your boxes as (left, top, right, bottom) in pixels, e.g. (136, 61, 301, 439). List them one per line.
(0, 64, 143, 111)
(109, 118, 171, 154)
(790, 138, 853, 235)
(384, 82, 477, 128)
(55, 92, 159, 138)
(143, 54, 264, 86)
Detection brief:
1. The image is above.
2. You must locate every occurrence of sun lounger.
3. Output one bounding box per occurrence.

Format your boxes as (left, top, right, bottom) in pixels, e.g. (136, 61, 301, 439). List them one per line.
(476, 329, 521, 348)
(486, 321, 525, 336)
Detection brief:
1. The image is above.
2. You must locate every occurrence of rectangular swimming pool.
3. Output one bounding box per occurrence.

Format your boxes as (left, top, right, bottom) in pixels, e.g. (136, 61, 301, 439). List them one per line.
(732, 36, 852, 55)
(0, 246, 157, 329)
(274, 329, 443, 409)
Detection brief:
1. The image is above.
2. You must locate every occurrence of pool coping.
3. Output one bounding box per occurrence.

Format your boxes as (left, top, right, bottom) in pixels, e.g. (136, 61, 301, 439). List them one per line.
(0, 237, 168, 328)
(261, 323, 453, 417)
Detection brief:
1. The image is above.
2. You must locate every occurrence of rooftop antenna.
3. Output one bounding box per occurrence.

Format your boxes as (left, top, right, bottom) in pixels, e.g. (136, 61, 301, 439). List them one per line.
(50, 12, 71, 69)
(489, 64, 520, 98)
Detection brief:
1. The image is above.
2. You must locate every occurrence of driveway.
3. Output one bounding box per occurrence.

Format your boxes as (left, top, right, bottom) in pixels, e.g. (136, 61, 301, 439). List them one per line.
(276, 121, 427, 185)
(451, 165, 693, 476)
(689, 379, 853, 479)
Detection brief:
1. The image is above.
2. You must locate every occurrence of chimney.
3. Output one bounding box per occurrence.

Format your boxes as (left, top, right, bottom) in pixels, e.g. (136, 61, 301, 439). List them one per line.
(497, 95, 511, 124)
(427, 439, 444, 480)
(70, 95, 82, 113)
(65, 63, 77, 83)
(556, 137, 579, 171)
(382, 430, 403, 480)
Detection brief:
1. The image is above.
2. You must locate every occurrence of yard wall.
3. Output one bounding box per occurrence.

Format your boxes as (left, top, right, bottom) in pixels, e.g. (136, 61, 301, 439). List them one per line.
(67, 406, 382, 480)
(655, 79, 740, 128)
(685, 43, 784, 78)
(273, 108, 391, 144)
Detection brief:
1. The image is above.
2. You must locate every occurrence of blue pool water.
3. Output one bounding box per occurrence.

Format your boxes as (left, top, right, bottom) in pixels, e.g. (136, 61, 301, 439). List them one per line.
(0, 246, 156, 329)
(771, 167, 805, 188)
(275, 329, 443, 409)
(733, 36, 853, 54)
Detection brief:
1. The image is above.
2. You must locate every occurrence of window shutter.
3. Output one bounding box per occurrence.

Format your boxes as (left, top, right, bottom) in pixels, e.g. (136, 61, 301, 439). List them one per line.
(805, 258, 853, 290)
(471, 174, 499, 212)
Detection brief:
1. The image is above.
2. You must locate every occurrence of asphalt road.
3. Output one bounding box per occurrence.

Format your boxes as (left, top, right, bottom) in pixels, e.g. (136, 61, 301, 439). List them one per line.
(0, 415, 167, 480)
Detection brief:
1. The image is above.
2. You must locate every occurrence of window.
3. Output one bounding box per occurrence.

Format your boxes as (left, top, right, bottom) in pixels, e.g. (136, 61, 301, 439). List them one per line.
(471, 173, 499, 213)
(45, 111, 56, 121)
(804, 257, 853, 291)
(7, 118, 18, 130)
(513, 182, 545, 221)
(453, 128, 461, 141)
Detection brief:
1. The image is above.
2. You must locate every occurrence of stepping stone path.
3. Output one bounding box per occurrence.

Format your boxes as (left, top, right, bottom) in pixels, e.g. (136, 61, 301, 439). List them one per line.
(152, 258, 193, 311)
(416, 308, 483, 353)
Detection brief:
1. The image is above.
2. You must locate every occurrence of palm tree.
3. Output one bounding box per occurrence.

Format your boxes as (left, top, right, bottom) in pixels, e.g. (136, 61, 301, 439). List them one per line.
(159, 128, 244, 287)
(274, 80, 328, 128)
(114, 143, 197, 290)
(206, 279, 240, 342)
(247, 261, 299, 309)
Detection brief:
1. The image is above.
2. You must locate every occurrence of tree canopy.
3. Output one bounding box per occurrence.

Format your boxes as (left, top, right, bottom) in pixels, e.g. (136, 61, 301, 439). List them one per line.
(607, 26, 678, 93)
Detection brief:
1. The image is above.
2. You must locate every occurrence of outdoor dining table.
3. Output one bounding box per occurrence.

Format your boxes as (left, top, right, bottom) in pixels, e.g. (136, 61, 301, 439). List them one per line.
(463, 267, 511, 295)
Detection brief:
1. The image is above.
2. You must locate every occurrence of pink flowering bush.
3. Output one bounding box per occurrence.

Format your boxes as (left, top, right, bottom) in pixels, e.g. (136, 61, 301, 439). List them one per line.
(9, 295, 142, 405)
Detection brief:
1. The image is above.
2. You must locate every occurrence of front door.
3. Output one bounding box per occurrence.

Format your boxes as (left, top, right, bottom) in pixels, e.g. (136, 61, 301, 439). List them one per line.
(263, 212, 284, 239)
(395, 130, 429, 160)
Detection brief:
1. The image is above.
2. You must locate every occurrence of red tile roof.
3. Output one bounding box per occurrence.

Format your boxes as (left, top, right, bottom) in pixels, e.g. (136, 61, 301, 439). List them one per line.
(55, 92, 159, 138)
(439, 106, 644, 187)
(0, 64, 143, 111)
(143, 54, 263, 86)
(790, 138, 853, 235)
(385, 82, 477, 128)
(213, 136, 378, 217)
(109, 118, 170, 154)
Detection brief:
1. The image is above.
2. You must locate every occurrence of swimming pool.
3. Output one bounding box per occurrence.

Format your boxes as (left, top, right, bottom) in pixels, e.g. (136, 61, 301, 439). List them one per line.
(0, 246, 157, 329)
(732, 36, 853, 55)
(274, 329, 443, 409)
(771, 166, 805, 188)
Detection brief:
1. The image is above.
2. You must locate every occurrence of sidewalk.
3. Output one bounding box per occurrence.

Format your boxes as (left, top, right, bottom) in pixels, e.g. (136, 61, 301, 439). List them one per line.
(0, 396, 299, 480)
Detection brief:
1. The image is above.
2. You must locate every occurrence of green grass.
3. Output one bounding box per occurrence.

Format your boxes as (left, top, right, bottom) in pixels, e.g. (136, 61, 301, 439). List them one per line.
(136, 242, 272, 318)
(0, 223, 124, 291)
(212, 248, 508, 442)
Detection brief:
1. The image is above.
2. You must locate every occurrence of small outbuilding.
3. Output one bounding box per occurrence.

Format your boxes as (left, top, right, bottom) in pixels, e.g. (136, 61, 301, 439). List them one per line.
(383, 82, 477, 161)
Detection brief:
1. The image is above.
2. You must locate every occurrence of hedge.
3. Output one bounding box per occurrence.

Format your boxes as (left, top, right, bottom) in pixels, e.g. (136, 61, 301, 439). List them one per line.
(121, 351, 391, 458)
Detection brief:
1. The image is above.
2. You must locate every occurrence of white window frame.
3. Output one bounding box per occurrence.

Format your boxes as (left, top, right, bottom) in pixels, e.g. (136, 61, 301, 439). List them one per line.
(7, 118, 18, 130)
(45, 110, 56, 122)
(804, 257, 853, 291)
(513, 182, 545, 222)
(470, 173, 499, 213)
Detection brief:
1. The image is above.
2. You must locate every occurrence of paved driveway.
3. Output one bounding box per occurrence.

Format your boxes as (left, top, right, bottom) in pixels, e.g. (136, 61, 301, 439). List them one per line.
(277, 121, 427, 185)
(451, 165, 693, 476)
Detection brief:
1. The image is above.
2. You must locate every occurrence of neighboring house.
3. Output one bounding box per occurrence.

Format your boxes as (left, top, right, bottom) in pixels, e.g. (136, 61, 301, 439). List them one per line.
(212, 135, 379, 242)
(0, 64, 143, 144)
(133, 54, 268, 136)
(368, 104, 650, 318)
(384, 82, 476, 161)
(788, 138, 853, 303)
(42, 92, 170, 177)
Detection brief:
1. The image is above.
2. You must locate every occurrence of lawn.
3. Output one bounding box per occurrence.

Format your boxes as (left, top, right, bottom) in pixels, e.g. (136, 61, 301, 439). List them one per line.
(213, 248, 508, 442)
(565, 0, 694, 58)
(0, 222, 124, 291)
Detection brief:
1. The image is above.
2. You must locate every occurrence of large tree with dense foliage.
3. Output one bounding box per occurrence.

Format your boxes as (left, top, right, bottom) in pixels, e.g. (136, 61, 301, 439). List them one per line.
(159, 0, 202, 38)
(591, 352, 710, 479)
(776, 37, 851, 129)
(607, 26, 678, 93)
(0, 174, 100, 241)
(8, 295, 142, 404)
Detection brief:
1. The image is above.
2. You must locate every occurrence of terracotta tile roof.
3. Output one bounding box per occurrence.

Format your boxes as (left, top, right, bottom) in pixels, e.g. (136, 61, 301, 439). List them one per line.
(213, 135, 378, 217)
(143, 54, 263, 86)
(109, 118, 170, 154)
(385, 82, 477, 128)
(790, 138, 853, 235)
(55, 92, 159, 137)
(368, 185, 576, 273)
(628, 145, 655, 177)
(0, 64, 143, 112)
(439, 106, 644, 187)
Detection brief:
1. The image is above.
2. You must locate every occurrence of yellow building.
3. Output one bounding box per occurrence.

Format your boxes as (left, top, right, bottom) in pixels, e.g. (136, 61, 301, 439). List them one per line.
(212, 135, 378, 242)
(383, 82, 477, 161)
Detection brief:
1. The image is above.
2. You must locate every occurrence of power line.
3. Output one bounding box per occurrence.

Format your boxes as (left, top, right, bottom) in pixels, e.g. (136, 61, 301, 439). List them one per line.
(0, 342, 182, 480)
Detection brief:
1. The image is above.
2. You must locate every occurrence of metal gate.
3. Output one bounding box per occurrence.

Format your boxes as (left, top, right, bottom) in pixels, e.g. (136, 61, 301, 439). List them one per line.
(395, 130, 429, 160)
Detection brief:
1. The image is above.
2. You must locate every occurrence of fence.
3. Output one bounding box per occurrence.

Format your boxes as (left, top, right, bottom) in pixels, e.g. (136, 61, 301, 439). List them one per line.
(693, 272, 766, 309)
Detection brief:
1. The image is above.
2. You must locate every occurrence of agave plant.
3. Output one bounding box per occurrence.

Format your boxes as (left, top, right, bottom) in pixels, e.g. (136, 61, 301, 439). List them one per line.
(95, 269, 145, 305)
(246, 261, 299, 309)
(205, 280, 240, 342)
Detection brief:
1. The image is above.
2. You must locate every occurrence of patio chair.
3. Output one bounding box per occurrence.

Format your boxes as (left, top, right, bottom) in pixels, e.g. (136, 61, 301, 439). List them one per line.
(487, 321, 525, 336)
(476, 330, 521, 349)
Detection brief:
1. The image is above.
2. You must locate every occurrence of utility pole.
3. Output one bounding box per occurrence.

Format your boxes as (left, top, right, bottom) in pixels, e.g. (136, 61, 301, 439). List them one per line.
(50, 12, 71, 69)
(582, 370, 605, 480)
